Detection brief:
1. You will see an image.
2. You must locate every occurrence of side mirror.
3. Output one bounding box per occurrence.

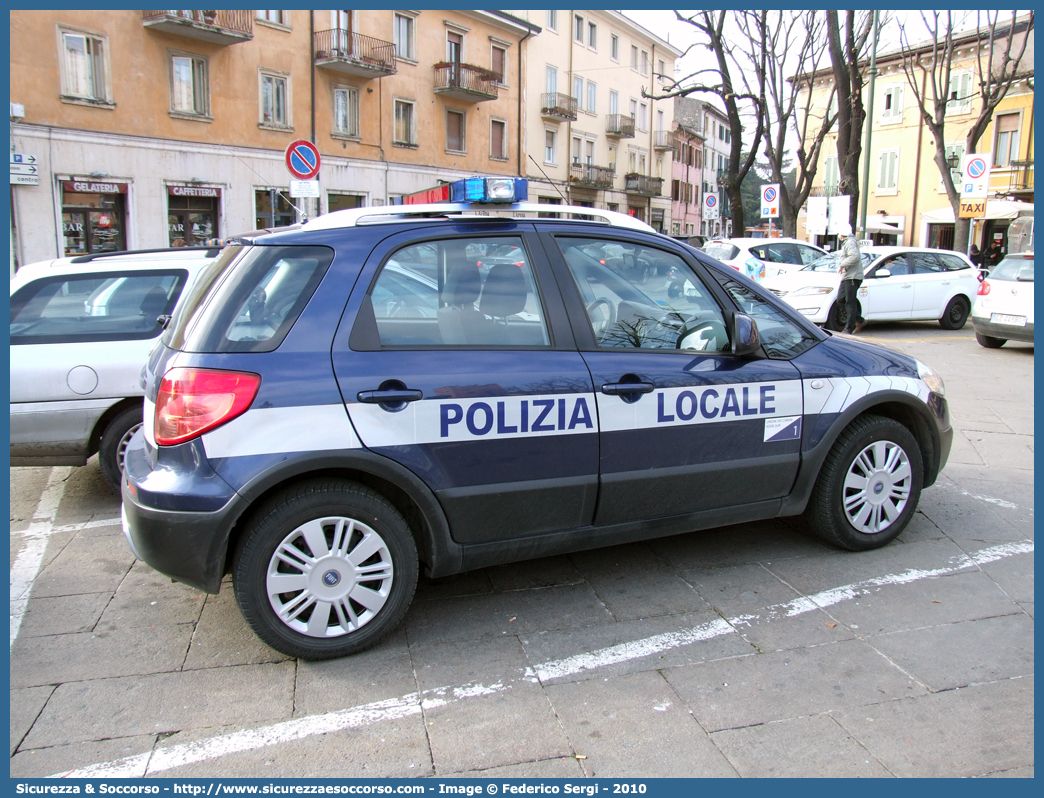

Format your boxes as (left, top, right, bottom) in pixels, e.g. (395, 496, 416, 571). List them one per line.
(874, 268, 892, 279)
(731, 312, 761, 357)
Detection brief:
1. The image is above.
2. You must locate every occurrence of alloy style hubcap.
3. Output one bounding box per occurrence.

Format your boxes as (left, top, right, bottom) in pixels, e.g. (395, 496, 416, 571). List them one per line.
(266, 516, 394, 638)
(117, 422, 143, 474)
(842, 440, 912, 534)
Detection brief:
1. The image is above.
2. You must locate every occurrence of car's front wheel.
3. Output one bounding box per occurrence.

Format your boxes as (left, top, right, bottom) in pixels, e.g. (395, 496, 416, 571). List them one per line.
(232, 479, 419, 660)
(803, 414, 923, 551)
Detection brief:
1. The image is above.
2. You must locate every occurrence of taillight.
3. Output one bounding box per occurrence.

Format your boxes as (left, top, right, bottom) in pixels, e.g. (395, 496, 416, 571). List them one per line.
(155, 368, 261, 446)
(977, 280, 991, 296)
(513, 261, 524, 268)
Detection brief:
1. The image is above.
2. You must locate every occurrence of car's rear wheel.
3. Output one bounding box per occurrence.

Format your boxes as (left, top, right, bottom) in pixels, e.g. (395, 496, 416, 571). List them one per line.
(939, 296, 970, 330)
(232, 479, 419, 660)
(803, 414, 923, 551)
(975, 332, 1006, 348)
(98, 406, 144, 490)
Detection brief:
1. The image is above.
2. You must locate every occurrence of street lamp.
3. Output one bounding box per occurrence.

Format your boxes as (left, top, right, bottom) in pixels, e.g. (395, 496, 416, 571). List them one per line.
(946, 152, 961, 171)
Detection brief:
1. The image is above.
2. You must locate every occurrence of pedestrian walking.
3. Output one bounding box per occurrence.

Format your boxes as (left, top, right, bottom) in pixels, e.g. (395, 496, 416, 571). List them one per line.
(969, 244, 982, 268)
(836, 222, 866, 334)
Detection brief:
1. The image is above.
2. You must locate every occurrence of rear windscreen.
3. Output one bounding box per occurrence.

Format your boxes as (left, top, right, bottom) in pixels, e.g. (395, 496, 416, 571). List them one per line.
(164, 245, 334, 353)
(703, 243, 740, 261)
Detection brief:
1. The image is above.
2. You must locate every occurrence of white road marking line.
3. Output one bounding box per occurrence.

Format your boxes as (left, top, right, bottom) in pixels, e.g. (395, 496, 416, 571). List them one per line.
(10, 467, 72, 650)
(51, 539, 1033, 778)
(939, 482, 1022, 511)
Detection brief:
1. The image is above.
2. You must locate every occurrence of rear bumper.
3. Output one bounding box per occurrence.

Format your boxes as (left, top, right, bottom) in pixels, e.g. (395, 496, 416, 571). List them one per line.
(972, 316, 1034, 342)
(121, 431, 243, 594)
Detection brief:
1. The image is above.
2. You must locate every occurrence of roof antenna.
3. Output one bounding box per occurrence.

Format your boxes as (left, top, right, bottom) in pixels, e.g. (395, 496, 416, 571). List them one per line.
(527, 153, 569, 205)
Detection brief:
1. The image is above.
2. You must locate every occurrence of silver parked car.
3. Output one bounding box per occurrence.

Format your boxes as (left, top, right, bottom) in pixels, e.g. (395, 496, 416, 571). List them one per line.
(10, 247, 219, 488)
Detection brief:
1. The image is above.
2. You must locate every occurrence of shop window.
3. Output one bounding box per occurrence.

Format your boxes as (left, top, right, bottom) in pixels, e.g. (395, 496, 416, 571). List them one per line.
(61, 181, 127, 256)
(168, 186, 220, 247)
(170, 53, 209, 118)
(260, 69, 291, 128)
(333, 86, 360, 137)
(59, 28, 111, 105)
(255, 189, 298, 229)
(328, 193, 365, 213)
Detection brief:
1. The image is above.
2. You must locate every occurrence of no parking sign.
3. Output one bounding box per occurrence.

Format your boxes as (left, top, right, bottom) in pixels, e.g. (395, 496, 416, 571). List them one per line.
(761, 183, 779, 218)
(704, 192, 719, 220)
(285, 139, 321, 180)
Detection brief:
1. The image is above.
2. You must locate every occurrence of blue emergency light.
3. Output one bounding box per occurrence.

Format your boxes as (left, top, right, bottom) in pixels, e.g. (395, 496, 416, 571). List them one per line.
(448, 177, 528, 203)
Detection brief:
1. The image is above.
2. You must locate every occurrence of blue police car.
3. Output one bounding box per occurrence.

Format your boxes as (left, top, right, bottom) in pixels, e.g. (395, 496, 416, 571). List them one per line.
(122, 177, 952, 660)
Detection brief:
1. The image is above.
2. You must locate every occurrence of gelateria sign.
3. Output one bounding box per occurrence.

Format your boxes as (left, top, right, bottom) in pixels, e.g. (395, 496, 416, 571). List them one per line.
(63, 181, 128, 194)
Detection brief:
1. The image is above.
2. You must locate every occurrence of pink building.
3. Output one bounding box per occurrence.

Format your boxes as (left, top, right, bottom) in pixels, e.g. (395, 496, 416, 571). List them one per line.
(670, 121, 703, 237)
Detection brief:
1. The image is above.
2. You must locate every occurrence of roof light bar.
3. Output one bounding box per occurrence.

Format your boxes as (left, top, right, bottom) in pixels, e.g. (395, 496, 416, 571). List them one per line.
(393, 177, 528, 207)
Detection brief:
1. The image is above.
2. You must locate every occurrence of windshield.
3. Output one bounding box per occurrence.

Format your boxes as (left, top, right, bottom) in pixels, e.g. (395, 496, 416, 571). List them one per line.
(989, 256, 1034, 282)
(802, 251, 874, 273)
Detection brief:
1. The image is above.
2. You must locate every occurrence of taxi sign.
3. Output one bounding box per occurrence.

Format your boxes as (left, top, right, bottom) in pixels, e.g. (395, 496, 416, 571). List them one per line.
(285, 139, 321, 180)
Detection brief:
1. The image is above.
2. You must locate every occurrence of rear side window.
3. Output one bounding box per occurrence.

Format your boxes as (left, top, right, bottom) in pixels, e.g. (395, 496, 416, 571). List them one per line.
(990, 257, 1034, 281)
(366, 236, 550, 348)
(704, 243, 739, 261)
(10, 269, 187, 345)
(169, 245, 333, 353)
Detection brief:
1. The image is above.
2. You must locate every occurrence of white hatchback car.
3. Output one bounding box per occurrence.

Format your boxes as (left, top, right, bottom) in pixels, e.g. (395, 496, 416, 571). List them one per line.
(972, 252, 1034, 348)
(10, 247, 220, 488)
(702, 237, 826, 281)
(762, 246, 980, 331)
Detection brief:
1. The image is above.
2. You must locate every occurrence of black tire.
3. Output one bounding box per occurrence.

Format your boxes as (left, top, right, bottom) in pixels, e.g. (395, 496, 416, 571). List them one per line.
(939, 296, 970, 330)
(975, 332, 1006, 348)
(803, 414, 923, 551)
(232, 479, 418, 660)
(98, 406, 144, 491)
(826, 299, 856, 332)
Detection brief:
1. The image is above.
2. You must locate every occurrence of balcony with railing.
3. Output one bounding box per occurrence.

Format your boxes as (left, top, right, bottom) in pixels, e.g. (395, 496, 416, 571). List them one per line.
(653, 131, 674, 150)
(314, 30, 395, 78)
(1006, 160, 1034, 194)
(541, 92, 577, 121)
(625, 173, 663, 196)
(569, 163, 615, 189)
(605, 114, 635, 138)
(433, 63, 499, 102)
(140, 10, 253, 45)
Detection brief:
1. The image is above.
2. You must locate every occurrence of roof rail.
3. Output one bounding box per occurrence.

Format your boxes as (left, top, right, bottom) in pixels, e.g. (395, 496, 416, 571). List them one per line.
(67, 246, 221, 264)
(301, 202, 657, 233)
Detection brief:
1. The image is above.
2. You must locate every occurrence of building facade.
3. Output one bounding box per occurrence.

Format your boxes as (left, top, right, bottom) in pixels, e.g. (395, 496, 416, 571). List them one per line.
(698, 102, 732, 238)
(9, 10, 537, 267)
(669, 96, 704, 236)
(507, 10, 680, 231)
(795, 16, 1033, 251)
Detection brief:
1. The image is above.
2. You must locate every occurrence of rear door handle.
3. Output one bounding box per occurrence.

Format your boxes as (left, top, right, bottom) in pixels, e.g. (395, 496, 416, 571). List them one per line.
(601, 382, 655, 396)
(357, 389, 423, 404)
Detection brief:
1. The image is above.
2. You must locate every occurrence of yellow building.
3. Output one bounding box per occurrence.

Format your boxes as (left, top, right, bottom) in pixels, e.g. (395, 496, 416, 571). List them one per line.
(9, 10, 537, 266)
(796, 16, 1033, 252)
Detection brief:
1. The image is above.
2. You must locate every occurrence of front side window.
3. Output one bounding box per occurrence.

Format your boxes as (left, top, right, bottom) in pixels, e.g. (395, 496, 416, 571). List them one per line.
(717, 279, 818, 359)
(61, 30, 109, 102)
(393, 13, 414, 59)
(368, 236, 550, 348)
(11, 270, 187, 345)
(171, 54, 208, 116)
(260, 70, 290, 127)
(557, 236, 730, 352)
(394, 99, 416, 145)
(333, 86, 359, 137)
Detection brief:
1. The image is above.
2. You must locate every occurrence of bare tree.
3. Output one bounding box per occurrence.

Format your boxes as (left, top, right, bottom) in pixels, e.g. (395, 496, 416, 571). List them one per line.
(735, 10, 836, 237)
(825, 11, 876, 229)
(647, 11, 766, 235)
(898, 11, 1034, 250)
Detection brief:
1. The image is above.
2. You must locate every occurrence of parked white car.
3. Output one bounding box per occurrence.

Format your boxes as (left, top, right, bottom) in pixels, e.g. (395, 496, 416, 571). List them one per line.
(702, 237, 826, 281)
(10, 247, 222, 488)
(972, 252, 1034, 348)
(762, 246, 980, 331)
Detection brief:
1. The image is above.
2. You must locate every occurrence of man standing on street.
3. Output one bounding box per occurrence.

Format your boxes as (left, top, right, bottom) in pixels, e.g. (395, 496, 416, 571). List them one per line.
(837, 222, 866, 334)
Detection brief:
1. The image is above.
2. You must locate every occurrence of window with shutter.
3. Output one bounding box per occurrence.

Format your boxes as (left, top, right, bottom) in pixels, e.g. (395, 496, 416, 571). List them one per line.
(994, 113, 1021, 167)
(877, 149, 899, 194)
(946, 71, 973, 115)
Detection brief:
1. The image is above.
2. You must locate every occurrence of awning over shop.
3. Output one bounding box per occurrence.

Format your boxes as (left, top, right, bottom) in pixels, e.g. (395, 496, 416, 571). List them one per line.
(921, 199, 1035, 224)
(864, 217, 900, 233)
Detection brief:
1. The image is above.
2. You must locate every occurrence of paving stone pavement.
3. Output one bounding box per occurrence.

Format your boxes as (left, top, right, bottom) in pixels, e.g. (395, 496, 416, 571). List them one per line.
(9, 324, 1033, 778)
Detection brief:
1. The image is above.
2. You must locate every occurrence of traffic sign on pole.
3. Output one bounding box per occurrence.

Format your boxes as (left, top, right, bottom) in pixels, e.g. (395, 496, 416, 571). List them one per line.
(10, 152, 40, 185)
(703, 192, 719, 220)
(761, 184, 780, 218)
(959, 152, 991, 219)
(285, 140, 321, 180)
